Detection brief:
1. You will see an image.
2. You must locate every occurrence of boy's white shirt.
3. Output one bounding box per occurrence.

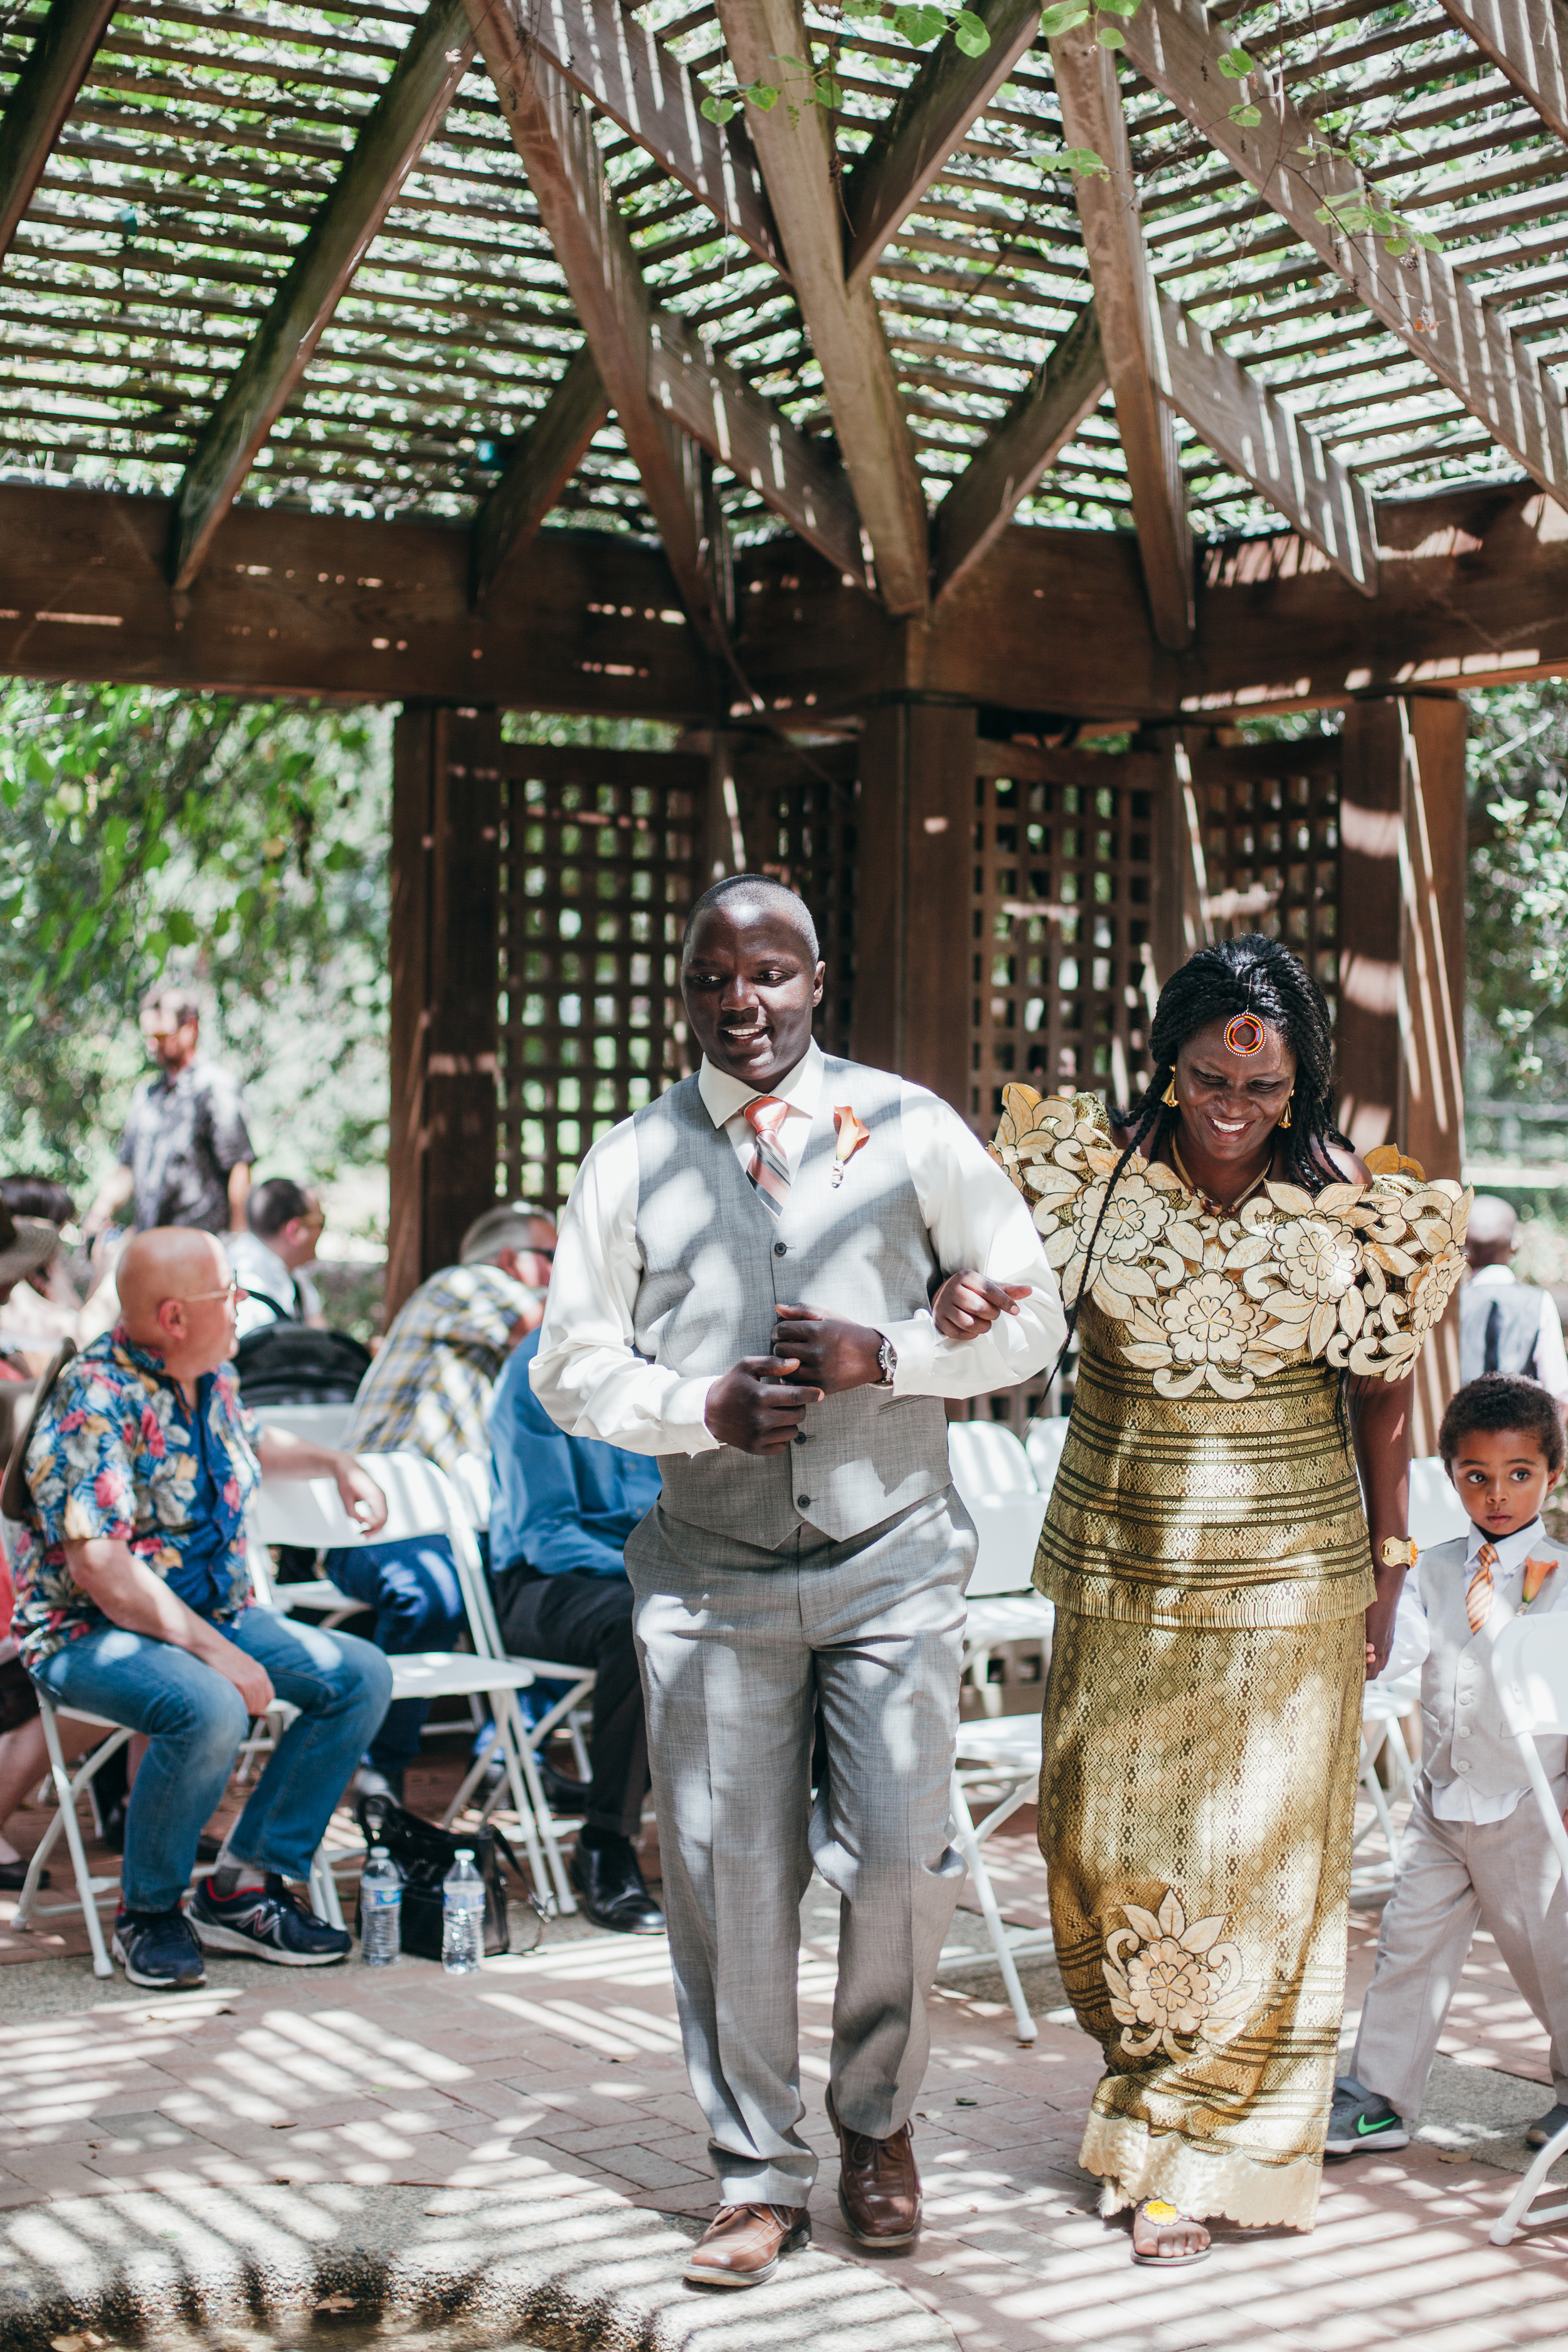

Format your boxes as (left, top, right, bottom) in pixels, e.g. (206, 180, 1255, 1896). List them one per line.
(1380, 1515, 1554, 1824)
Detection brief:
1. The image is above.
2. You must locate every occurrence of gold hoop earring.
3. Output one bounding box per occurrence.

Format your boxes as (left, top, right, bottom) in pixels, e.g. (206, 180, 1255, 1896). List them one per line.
(1279, 1097, 1293, 1128)
(1162, 1078, 1179, 1109)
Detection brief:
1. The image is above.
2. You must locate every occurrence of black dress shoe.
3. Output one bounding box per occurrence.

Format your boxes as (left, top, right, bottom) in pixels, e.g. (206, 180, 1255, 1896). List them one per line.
(480, 1751, 589, 1816)
(0, 1858, 48, 1891)
(568, 1837, 665, 1934)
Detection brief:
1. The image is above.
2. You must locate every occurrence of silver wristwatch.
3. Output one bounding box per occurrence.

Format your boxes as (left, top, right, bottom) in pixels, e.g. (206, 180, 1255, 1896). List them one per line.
(876, 1336, 897, 1388)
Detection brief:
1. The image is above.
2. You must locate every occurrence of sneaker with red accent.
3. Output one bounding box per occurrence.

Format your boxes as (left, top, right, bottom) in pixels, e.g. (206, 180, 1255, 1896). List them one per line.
(189, 1873, 351, 1966)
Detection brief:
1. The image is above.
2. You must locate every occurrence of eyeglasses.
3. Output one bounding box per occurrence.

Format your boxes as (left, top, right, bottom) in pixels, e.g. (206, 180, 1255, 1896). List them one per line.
(183, 1278, 248, 1304)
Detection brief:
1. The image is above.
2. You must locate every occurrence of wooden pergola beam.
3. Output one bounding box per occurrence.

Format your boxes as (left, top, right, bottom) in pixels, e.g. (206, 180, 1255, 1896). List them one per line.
(1152, 300, 1379, 599)
(0, 0, 116, 264)
(1121, 0, 1568, 511)
(471, 347, 610, 610)
(1051, 24, 1192, 649)
(714, 0, 931, 615)
(933, 304, 1108, 596)
(464, 4, 867, 612)
(529, 0, 785, 275)
(1438, 0, 1568, 142)
(465, 0, 716, 632)
(169, 0, 475, 592)
(842, 0, 1042, 292)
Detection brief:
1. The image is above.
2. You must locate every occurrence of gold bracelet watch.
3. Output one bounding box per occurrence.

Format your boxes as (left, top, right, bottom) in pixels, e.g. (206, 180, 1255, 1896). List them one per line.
(1378, 1537, 1419, 1570)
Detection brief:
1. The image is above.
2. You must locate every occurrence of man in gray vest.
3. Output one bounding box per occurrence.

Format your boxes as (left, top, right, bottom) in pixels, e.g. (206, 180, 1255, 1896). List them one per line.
(532, 874, 1064, 2287)
(1461, 1196, 1568, 1412)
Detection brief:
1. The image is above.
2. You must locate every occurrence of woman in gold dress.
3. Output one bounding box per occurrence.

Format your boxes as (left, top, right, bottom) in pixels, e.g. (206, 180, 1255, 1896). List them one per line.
(991, 936, 1468, 2264)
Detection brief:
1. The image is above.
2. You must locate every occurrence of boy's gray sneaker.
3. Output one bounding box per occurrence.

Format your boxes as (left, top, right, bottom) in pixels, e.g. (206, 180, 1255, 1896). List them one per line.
(1325, 2075, 1409, 2156)
(1525, 2103, 1568, 2149)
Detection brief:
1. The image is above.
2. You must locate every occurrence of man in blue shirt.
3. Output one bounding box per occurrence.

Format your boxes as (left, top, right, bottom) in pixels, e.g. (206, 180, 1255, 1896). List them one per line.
(490, 1327, 663, 1933)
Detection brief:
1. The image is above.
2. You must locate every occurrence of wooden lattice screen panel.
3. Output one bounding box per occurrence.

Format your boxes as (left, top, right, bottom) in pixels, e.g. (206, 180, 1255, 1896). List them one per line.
(729, 738, 859, 1058)
(970, 740, 1162, 1132)
(1189, 736, 1342, 1029)
(497, 744, 703, 1215)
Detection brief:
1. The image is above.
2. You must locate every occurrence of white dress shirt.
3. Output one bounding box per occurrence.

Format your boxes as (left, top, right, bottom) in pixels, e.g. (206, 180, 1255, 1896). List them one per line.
(1382, 1516, 1548, 1824)
(1466, 1265, 1568, 1403)
(227, 1229, 322, 1338)
(531, 1041, 1066, 1455)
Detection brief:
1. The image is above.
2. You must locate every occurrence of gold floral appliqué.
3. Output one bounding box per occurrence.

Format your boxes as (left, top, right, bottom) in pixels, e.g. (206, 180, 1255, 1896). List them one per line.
(990, 1086, 1470, 1399)
(1103, 1888, 1251, 2062)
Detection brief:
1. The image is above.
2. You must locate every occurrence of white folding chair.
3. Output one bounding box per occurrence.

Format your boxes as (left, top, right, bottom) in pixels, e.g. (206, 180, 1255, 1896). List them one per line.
(939, 1421, 1056, 2041)
(1355, 1675, 1422, 1879)
(12, 1703, 134, 1977)
(251, 1402, 357, 1449)
(948, 1421, 1053, 1717)
(13, 1695, 344, 1968)
(948, 1714, 1049, 2045)
(246, 1453, 575, 1913)
(1485, 1614, 1568, 2245)
(448, 1449, 596, 1796)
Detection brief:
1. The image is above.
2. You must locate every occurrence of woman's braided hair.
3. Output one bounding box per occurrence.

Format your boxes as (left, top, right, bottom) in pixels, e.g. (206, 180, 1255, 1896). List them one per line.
(1054, 933, 1352, 1369)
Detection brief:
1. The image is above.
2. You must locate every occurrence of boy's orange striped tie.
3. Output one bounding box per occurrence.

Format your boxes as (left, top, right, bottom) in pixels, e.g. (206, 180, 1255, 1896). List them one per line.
(1466, 1541, 1500, 1633)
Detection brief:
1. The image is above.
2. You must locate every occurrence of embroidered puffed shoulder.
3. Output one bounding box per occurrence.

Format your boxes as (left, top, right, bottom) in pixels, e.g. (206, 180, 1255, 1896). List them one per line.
(992, 1085, 1471, 1401)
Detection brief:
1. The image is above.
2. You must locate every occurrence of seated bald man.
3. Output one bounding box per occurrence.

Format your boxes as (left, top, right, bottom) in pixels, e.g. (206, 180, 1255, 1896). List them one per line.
(9, 1227, 394, 1991)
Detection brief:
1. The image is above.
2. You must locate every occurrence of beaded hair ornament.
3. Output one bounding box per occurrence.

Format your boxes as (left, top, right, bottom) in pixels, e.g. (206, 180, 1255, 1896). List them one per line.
(1223, 971, 1269, 1058)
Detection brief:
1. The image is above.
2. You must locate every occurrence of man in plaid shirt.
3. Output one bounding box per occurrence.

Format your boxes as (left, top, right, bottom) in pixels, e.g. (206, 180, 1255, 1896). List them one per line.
(326, 1204, 556, 1797)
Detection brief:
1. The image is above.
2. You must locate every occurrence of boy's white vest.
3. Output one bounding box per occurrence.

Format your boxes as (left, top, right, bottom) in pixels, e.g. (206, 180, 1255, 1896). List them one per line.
(630, 1059, 951, 1549)
(1418, 1535, 1568, 1797)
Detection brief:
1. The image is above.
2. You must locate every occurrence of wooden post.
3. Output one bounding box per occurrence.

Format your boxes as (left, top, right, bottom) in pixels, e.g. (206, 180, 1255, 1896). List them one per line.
(1337, 694, 1466, 1454)
(852, 701, 977, 1115)
(1145, 725, 1211, 995)
(1337, 699, 1405, 1158)
(1399, 696, 1467, 1456)
(386, 703, 503, 1322)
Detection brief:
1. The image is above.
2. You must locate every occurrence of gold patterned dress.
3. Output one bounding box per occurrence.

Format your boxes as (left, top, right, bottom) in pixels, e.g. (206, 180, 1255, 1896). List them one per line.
(992, 1088, 1470, 2230)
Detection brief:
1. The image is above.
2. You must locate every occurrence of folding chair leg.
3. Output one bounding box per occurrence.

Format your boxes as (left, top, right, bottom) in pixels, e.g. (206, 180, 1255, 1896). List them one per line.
(1490, 2118, 1568, 2245)
(309, 1847, 346, 1932)
(949, 1770, 1036, 2044)
(1355, 1732, 1401, 1863)
(23, 1710, 126, 1978)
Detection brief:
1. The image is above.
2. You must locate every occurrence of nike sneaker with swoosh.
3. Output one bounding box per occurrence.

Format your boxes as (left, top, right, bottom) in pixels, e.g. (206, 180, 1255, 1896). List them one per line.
(189, 1873, 351, 1966)
(1325, 2075, 1409, 2156)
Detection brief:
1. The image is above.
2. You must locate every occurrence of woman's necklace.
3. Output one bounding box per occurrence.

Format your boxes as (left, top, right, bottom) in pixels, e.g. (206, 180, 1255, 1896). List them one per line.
(1170, 1135, 1274, 1220)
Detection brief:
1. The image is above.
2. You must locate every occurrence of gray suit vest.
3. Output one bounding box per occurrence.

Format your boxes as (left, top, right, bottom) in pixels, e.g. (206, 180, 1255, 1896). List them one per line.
(1418, 1534, 1568, 1796)
(630, 1058, 951, 1548)
(1460, 1282, 1542, 1383)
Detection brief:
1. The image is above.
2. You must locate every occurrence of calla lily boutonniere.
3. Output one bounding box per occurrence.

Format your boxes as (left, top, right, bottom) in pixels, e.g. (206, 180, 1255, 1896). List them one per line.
(1522, 1554, 1556, 1610)
(832, 1105, 870, 1188)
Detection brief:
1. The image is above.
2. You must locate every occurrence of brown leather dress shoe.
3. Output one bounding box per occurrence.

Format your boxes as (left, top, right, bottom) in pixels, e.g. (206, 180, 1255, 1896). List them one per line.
(683, 2201, 810, 2287)
(827, 2087, 921, 2247)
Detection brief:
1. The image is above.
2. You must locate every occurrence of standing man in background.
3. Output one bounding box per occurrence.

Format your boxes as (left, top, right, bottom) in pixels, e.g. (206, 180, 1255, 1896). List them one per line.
(82, 989, 255, 1244)
(1461, 1195, 1568, 1416)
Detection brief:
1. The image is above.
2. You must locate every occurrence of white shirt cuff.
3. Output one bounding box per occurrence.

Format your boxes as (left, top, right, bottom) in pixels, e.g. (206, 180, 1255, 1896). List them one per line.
(881, 1311, 939, 1389)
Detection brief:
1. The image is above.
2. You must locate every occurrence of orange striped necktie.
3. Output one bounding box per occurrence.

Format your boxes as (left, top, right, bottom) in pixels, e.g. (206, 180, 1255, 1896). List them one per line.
(744, 1096, 792, 1219)
(1466, 1541, 1500, 1634)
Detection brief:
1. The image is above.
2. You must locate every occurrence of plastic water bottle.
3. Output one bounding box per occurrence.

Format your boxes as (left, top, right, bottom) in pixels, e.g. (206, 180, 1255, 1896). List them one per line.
(361, 1846, 403, 1968)
(442, 1848, 485, 1975)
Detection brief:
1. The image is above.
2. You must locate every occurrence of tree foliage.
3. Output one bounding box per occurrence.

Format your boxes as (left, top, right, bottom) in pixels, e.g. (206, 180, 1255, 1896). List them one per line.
(1466, 679, 1568, 1103)
(0, 681, 389, 1204)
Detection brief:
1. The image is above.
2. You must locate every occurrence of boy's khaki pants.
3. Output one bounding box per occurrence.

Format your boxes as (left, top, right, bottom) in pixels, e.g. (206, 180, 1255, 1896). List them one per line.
(1352, 1772, 1568, 2122)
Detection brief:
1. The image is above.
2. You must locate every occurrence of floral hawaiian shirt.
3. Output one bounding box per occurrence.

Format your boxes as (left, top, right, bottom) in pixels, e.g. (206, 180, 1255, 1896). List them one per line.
(10, 1327, 260, 1669)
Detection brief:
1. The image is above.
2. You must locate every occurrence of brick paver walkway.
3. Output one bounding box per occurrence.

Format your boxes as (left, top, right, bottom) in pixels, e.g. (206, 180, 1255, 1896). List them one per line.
(3, 1767, 1567, 2347)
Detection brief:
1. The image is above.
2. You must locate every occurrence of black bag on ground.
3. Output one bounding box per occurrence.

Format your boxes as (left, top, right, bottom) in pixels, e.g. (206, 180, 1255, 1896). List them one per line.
(234, 1307, 372, 1407)
(354, 1792, 544, 1959)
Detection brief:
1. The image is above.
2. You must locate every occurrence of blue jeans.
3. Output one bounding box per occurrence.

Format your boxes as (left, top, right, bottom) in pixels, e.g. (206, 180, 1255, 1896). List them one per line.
(34, 1609, 392, 1914)
(324, 1537, 467, 1781)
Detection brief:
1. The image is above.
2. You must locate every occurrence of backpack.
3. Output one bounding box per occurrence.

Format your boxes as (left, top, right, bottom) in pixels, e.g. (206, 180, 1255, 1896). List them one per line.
(233, 1295, 371, 1407)
(353, 1791, 544, 1959)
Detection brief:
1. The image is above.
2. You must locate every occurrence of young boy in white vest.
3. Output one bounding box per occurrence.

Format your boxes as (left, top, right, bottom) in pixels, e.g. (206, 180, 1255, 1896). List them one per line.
(531, 873, 1065, 2285)
(1330, 1373, 1568, 2155)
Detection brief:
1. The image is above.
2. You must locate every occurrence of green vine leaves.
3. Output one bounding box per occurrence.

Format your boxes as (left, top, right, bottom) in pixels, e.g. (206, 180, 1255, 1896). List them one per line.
(698, 0, 1445, 260)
